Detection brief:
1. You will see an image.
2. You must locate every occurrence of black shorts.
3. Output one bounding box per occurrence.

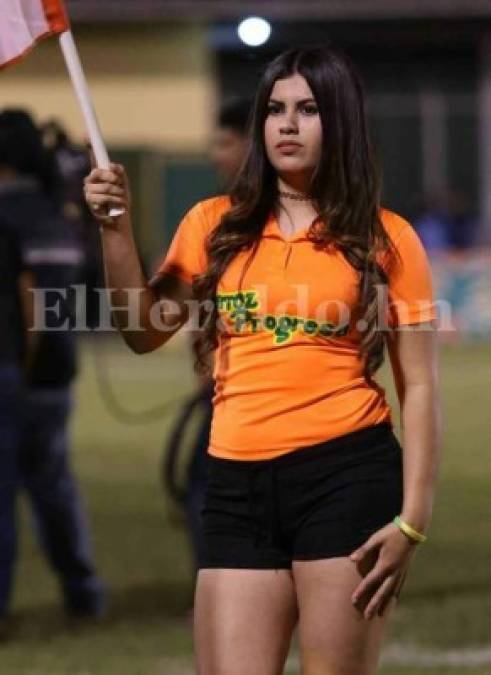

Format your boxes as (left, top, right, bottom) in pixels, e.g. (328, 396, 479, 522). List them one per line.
(199, 422, 403, 569)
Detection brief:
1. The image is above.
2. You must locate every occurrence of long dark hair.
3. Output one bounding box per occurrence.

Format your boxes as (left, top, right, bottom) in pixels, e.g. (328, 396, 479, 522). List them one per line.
(194, 44, 396, 380)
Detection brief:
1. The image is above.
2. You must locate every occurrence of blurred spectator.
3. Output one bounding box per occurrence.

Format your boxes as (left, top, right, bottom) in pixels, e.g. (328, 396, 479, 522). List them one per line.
(164, 97, 251, 579)
(0, 201, 23, 641)
(444, 187, 479, 251)
(414, 187, 479, 253)
(41, 119, 104, 328)
(0, 109, 105, 632)
(209, 97, 251, 188)
(413, 192, 450, 253)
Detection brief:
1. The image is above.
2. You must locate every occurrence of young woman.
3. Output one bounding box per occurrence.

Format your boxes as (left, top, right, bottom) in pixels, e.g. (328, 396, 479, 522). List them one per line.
(84, 45, 442, 675)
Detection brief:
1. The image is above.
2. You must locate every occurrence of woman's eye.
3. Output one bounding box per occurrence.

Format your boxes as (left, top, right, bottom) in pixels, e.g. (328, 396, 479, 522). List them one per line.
(267, 104, 281, 115)
(302, 104, 318, 115)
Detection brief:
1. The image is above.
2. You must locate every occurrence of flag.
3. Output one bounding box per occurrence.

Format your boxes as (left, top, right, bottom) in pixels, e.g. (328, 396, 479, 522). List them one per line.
(0, 0, 120, 207)
(0, 0, 69, 70)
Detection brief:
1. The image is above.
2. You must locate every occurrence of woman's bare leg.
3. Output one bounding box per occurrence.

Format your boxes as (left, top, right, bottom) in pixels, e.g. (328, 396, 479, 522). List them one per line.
(194, 568, 298, 675)
(293, 556, 400, 675)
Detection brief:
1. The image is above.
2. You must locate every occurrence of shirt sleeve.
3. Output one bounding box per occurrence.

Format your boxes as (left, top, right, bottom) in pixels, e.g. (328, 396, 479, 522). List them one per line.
(153, 201, 210, 286)
(384, 223, 437, 328)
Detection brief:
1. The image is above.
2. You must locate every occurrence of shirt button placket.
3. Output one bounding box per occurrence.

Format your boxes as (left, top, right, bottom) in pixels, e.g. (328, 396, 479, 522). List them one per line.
(284, 243, 292, 272)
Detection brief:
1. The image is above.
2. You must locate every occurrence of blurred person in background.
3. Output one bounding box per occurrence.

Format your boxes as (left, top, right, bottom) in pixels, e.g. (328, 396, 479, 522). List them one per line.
(0, 168, 24, 641)
(164, 97, 251, 581)
(41, 118, 104, 328)
(414, 186, 479, 253)
(85, 45, 441, 675)
(443, 187, 479, 251)
(413, 192, 450, 253)
(209, 97, 251, 188)
(0, 110, 105, 634)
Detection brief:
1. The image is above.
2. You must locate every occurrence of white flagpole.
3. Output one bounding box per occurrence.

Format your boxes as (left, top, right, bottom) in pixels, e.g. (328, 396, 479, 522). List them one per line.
(59, 30, 123, 216)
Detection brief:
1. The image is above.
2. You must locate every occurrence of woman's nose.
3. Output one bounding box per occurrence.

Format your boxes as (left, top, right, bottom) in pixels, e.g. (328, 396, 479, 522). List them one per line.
(279, 109, 298, 134)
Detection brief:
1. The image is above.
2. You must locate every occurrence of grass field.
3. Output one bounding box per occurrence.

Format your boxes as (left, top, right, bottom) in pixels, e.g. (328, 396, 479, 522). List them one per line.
(2, 335, 491, 675)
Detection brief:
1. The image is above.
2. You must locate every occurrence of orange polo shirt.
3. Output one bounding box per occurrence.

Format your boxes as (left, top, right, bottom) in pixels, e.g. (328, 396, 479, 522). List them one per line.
(156, 196, 436, 461)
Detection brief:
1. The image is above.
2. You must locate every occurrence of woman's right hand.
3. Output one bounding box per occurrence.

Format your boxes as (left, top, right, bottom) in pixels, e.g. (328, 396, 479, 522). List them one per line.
(83, 163, 131, 231)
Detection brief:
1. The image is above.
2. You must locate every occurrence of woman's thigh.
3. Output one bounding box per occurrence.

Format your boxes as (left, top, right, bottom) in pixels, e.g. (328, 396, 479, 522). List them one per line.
(293, 556, 398, 675)
(194, 568, 298, 675)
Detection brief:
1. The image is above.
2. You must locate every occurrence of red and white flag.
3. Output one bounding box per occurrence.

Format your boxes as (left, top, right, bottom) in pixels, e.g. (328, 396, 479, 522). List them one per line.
(0, 0, 69, 70)
(0, 0, 122, 213)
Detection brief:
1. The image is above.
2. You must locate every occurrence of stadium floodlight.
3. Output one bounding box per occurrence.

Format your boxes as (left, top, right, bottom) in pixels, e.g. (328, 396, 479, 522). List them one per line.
(237, 17, 271, 47)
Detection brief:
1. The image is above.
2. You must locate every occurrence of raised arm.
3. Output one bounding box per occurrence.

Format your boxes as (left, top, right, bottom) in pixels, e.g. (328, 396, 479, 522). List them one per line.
(84, 164, 193, 354)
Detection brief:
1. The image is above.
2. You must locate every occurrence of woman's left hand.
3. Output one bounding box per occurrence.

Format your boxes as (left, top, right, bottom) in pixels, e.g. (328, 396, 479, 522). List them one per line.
(349, 521, 418, 620)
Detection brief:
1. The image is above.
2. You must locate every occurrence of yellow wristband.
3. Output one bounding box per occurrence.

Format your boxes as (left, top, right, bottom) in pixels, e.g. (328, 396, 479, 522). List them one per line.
(393, 516, 427, 543)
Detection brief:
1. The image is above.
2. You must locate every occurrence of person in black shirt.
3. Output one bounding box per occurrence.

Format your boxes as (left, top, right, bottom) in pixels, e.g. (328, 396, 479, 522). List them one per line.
(0, 226, 24, 638)
(0, 109, 105, 628)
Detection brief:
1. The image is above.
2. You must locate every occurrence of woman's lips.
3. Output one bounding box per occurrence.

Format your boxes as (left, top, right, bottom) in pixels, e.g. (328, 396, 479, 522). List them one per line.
(276, 142, 302, 153)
